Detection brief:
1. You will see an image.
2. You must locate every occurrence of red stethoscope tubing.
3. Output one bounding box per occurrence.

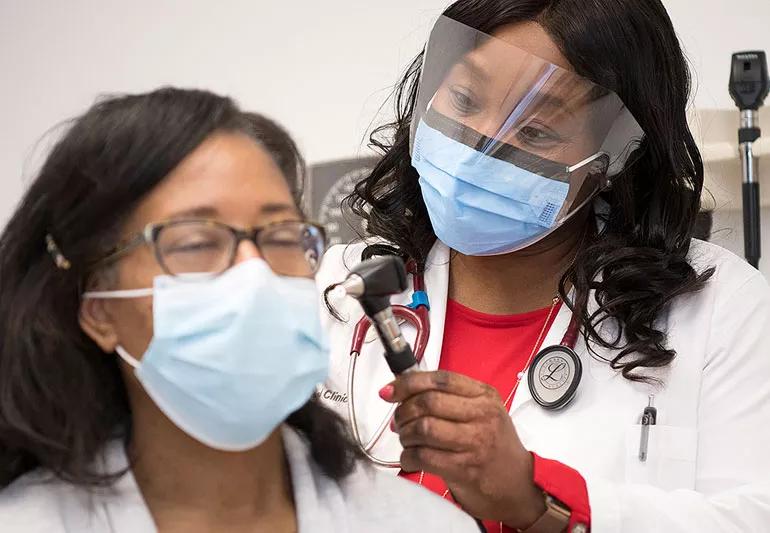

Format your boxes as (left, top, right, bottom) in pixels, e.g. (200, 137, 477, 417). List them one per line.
(349, 261, 430, 362)
(348, 270, 580, 360)
(560, 312, 581, 350)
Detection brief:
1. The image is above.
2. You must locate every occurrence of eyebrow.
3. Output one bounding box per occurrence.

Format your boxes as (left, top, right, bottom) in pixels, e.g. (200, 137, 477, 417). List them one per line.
(166, 202, 298, 221)
(460, 55, 577, 119)
(458, 56, 491, 83)
(167, 206, 220, 220)
(260, 202, 298, 215)
(529, 93, 573, 118)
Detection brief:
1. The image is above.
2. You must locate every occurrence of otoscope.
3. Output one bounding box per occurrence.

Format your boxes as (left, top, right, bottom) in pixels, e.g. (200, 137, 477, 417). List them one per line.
(730, 51, 769, 269)
(334, 255, 419, 375)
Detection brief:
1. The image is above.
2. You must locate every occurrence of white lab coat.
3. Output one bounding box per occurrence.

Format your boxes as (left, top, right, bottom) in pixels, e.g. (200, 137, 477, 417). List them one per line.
(316, 239, 770, 532)
(0, 426, 479, 533)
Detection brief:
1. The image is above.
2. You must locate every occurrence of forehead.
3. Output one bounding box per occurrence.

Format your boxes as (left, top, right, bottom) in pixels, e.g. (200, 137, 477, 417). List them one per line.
(489, 21, 573, 72)
(124, 131, 299, 233)
(447, 21, 594, 112)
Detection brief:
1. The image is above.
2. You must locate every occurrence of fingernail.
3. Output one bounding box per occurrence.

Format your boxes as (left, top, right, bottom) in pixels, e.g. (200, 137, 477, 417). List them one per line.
(390, 418, 397, 432)
(378, 384, 394, 401)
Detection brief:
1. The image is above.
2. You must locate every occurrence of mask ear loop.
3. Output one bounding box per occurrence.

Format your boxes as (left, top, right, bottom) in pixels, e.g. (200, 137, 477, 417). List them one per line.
(82, 287, 154, 299)
(115, 345, 141, 369)
(81, 287, 153, 370)
(566, 152, 610, 175)
(566, 152, 612, 190)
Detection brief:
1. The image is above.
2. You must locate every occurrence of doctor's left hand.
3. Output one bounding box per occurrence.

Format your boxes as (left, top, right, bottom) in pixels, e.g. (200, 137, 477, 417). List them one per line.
(380, 370, 546, 530)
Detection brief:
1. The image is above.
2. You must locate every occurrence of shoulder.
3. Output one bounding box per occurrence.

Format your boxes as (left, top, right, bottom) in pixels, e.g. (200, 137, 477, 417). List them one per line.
(688, 239, 764, 285)
(686, 239, 769, 305)
(0, 443, 145, 533)
(0, 470, 72, 532)
(680, 240, 770, 370)
(282, 427, 478, 532)
(340, 466, 480, 532)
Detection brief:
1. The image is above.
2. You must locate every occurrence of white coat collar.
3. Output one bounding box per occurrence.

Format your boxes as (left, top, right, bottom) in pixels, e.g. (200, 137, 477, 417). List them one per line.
(87, 427, 348, 533)
(421, 241, 451, 371)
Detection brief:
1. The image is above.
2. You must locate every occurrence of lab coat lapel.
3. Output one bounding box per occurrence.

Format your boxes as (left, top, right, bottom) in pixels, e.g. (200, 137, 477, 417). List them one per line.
(420, 242, 450, 372)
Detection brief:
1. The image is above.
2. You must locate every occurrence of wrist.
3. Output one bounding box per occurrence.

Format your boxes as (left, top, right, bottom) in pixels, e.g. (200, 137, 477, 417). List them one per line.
(502, 452, 547, 529)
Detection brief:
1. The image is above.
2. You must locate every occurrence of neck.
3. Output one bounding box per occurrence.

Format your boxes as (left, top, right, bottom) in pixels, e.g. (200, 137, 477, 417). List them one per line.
(128, 391, 295, 531)
(448, 217, 588, 315)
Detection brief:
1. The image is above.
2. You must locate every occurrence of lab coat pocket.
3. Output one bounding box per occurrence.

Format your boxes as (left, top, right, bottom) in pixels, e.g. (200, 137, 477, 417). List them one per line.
(624, 424, 697, 490)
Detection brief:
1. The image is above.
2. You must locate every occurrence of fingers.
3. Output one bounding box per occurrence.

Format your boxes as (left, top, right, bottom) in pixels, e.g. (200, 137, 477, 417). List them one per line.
(393, 390, 487, 428)
(397, 415, 476, 452)
(399, 445, 476, 480)
(380, 370, 497, 403)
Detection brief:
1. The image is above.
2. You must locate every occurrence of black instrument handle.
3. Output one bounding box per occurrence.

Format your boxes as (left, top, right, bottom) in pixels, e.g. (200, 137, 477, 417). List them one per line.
(743, 181, 761, 268)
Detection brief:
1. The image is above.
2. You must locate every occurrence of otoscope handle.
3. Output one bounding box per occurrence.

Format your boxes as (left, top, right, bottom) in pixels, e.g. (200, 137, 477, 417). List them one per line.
(371, 306, 418, 375)
(385, 346, 419, 375)
(743, 181, 761, 268)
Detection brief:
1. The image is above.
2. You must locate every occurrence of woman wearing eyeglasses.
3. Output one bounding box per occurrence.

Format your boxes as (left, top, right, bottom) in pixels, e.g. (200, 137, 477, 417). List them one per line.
(0, 88, 478, 533)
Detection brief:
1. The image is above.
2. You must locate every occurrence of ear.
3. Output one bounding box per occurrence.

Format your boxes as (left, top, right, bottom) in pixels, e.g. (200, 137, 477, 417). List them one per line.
(585, 155, 612, 191)
(79, 298, 120, 353)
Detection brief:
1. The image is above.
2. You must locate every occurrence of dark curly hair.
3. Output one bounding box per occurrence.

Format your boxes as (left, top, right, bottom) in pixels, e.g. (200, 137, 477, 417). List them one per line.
(0, 87, 357, 488)
(345, 0, 714, 381)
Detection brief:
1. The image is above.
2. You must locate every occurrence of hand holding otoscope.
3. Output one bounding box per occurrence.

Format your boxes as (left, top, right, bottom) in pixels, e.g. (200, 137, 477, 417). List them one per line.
(334, 255, 419, 375)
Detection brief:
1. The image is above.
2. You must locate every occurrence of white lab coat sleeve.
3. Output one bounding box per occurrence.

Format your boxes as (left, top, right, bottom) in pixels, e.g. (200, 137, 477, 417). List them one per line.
(586, 272, 770, 532)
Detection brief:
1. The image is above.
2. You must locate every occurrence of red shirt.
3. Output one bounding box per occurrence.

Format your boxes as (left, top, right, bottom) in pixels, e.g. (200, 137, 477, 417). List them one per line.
(399, 299, 591, 532)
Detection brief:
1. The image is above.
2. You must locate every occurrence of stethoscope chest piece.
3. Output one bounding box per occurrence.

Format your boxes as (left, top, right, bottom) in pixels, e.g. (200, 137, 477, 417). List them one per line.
(528, 345, 582, 410)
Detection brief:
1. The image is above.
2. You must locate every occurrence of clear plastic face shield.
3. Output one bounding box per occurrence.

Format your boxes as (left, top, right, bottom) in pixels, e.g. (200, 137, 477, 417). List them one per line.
(410, 16, 645, 255)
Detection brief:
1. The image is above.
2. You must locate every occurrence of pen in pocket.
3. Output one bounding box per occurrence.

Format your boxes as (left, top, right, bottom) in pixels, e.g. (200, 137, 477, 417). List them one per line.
(638, 394, 657, 462)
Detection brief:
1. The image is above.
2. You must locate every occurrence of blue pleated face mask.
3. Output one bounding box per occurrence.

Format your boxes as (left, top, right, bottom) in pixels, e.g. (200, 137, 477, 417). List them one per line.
(85, 259, 328, 451)
(412, 117, 571, 256)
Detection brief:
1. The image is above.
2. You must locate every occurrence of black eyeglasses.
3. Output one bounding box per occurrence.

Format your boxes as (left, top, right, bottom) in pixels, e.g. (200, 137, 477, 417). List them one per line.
(97, 219, 327, 278)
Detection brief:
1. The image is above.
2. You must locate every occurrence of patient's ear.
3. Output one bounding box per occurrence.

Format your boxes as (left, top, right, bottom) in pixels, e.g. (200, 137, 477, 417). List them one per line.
(79, 297, 119, 353)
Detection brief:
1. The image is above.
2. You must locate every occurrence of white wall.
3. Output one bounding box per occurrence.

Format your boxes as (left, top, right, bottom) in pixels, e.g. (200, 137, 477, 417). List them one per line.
(2, 0, 770, 270)
(0, 0, 449, 224)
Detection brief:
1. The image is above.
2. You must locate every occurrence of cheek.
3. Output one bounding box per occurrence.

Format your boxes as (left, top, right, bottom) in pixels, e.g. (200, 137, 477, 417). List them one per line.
(111, 251, 162, 358)
(107, 297, 155, 359)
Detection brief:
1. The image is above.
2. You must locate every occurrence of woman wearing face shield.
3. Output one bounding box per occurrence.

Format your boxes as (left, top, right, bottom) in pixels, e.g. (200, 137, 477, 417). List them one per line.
(317, 1, 770, 532)
(0, 88, 480, 533)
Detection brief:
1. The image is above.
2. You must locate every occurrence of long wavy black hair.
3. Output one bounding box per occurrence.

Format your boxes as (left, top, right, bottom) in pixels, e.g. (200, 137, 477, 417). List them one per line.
(0, 88, 357, 488)
(346, 0, 714, 381)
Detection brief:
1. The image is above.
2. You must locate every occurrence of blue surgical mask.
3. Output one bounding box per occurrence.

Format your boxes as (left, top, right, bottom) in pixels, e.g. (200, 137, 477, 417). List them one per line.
(411, 118, 571, 256)
(85, 259, 328, 451)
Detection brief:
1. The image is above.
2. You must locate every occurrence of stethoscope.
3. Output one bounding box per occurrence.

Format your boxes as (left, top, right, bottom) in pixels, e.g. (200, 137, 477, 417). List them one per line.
(346, 252, 583, 468)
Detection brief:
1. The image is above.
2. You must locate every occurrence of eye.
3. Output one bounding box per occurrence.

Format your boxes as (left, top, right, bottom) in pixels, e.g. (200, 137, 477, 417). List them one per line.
(517, 123, 561, 148)
(166, 237, 220, 254)
(448, 86, 480, 115)
(161, 229, 226, 255)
